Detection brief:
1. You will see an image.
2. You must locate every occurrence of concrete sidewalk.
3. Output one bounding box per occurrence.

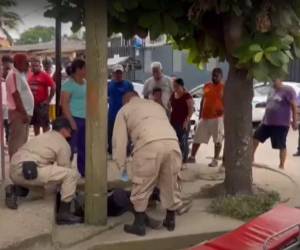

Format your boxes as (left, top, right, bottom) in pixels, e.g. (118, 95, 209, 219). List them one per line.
(0, 131, 300, 250)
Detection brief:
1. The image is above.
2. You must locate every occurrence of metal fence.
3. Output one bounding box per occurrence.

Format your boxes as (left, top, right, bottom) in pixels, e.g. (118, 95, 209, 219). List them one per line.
(289, 59, 300, 82)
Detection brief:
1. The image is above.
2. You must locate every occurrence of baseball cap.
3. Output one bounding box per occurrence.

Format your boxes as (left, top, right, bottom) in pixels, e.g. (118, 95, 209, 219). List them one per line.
(113, 64, 124, 72)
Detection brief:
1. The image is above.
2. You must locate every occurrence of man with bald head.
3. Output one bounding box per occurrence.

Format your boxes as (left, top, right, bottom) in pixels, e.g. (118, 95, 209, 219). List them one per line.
(113, 91, 182, 236)
(6, 54, 34, 158)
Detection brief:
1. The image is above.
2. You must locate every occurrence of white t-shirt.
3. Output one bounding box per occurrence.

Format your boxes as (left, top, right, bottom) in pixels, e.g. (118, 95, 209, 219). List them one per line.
(6, 68, 34, 116)
(143, 75, 173, 109)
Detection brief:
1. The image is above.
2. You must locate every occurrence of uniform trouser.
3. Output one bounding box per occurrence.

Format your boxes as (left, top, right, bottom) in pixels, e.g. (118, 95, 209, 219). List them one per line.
(131, 140, 183, 212)
(8, 110, 30, 158)
(10, 163, 80, 202)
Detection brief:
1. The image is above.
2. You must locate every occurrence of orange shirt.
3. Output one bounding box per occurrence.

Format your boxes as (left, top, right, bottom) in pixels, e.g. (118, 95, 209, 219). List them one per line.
(201, 82, 224, 119)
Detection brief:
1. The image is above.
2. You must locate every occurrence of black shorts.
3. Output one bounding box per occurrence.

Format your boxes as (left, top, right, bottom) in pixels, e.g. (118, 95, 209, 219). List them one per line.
(31, 103, 50, 127)
(253, 124, 289, 149)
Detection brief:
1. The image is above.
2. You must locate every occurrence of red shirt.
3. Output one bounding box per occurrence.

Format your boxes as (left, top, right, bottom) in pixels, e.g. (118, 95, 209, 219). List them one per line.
(28, 71, 55, 104)
(170, 92, 193, 127)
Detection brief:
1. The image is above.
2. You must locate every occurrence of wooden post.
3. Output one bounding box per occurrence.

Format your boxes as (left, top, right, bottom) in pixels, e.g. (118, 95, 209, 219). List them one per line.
(84, 0, 107, 225)
(55, 14, 62, 117)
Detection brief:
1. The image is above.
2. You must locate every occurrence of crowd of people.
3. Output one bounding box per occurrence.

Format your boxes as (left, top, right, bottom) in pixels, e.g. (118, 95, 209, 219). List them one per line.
(1, 53, 298, 235)
(0, 53, 224, 234)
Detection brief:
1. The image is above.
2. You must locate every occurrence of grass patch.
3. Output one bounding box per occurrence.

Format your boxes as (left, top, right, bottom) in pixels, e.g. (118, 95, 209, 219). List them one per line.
(209, 190, 280, 221)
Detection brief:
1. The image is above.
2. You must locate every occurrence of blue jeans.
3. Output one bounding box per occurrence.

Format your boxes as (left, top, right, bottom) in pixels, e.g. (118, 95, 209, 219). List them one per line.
(172, 123, 189, 162)
(70, 117, 86, 177)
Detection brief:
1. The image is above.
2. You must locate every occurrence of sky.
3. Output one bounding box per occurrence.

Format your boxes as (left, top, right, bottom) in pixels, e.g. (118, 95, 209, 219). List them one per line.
(8, 0, 72, 39)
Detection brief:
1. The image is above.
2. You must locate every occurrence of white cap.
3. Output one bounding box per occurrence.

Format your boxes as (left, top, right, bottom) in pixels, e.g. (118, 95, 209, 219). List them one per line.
(113, 64, 124, 72)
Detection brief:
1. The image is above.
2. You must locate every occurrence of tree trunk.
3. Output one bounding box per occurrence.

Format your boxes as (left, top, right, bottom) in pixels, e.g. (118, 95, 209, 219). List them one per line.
(84, 0, 107, 225)
(224, 65, 253, 195)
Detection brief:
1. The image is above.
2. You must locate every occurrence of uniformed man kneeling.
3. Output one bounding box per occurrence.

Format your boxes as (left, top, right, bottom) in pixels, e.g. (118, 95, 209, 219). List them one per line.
(5, 117, 82, 225)
(113, 91, 183, 236)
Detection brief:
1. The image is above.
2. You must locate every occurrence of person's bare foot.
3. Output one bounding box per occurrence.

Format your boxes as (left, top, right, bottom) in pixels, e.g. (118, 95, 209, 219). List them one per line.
(279, 165, 284, 170)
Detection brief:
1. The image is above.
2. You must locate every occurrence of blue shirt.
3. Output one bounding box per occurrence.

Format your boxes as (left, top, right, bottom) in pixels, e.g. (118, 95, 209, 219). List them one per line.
(108, 80, 133, 122)
(61, 78, 86, 118)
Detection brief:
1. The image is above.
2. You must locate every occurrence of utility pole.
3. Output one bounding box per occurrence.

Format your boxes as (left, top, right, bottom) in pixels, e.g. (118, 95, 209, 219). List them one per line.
(84, 0, 107, 225)
(55, 7, 62, 117)
(0, 80, 4, 180)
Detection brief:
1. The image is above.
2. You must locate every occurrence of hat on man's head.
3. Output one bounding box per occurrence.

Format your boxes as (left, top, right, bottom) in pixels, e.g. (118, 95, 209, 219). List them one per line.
(52, 117, 72, 131)
(113, 64, 124, 72)
(13, 54, 28, 66)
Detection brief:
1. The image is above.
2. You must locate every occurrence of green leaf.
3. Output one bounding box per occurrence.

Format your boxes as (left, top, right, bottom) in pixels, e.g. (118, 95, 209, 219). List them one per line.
(123, 0, 139, 10)
(279, 9, 293, 27)
(252, 60, 270, 81)
(249, 44, 263, 52)
(284, 50, 294, 60)
(187, 49, 198, 64)
(168, 7, 185, 18)
(265, 51, 290, 67)
(253, 51, 264, 63)
(140, 0, 161, 10)
(265, 52, 282, 67)
(232, 5, 242, 16)
(245, 0, 252, 8)
(149, 17, 163, 40)
(113, 1, 125, 12)
(138, 12, 160, 28)
(281, 34, 294, 44)
(163, 15, 178, 35)
(197, 62, 205, 70)
(293, 44, 300, 57)
(282, 63, 289, 74)
(219, 1, 230, 12)
(278, 51, 290, 64)
(265, 46, 278, 53)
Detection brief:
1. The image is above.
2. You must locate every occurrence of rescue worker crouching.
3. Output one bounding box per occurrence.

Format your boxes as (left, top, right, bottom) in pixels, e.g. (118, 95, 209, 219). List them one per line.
(113, 91, 183, 236)
(5, 117, 83, 225)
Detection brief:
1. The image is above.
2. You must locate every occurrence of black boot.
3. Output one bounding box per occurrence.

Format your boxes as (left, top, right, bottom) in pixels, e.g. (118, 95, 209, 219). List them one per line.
(5, 184, 18, 209)
(15, 185, 29, 197)
(163, 210, 175, 231)
(74, 196, 84, 218)
(124, 212, 146, 236)
(56, 201, 83, 225)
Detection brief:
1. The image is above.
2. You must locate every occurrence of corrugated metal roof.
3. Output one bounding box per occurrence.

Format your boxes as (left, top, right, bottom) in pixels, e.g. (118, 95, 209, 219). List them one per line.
(0, 39, 85, 53)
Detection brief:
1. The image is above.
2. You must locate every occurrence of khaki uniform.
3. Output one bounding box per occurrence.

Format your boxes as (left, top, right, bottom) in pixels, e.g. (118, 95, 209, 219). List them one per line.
(10, 131, 80, 202)
(113, 97, 182, 212)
